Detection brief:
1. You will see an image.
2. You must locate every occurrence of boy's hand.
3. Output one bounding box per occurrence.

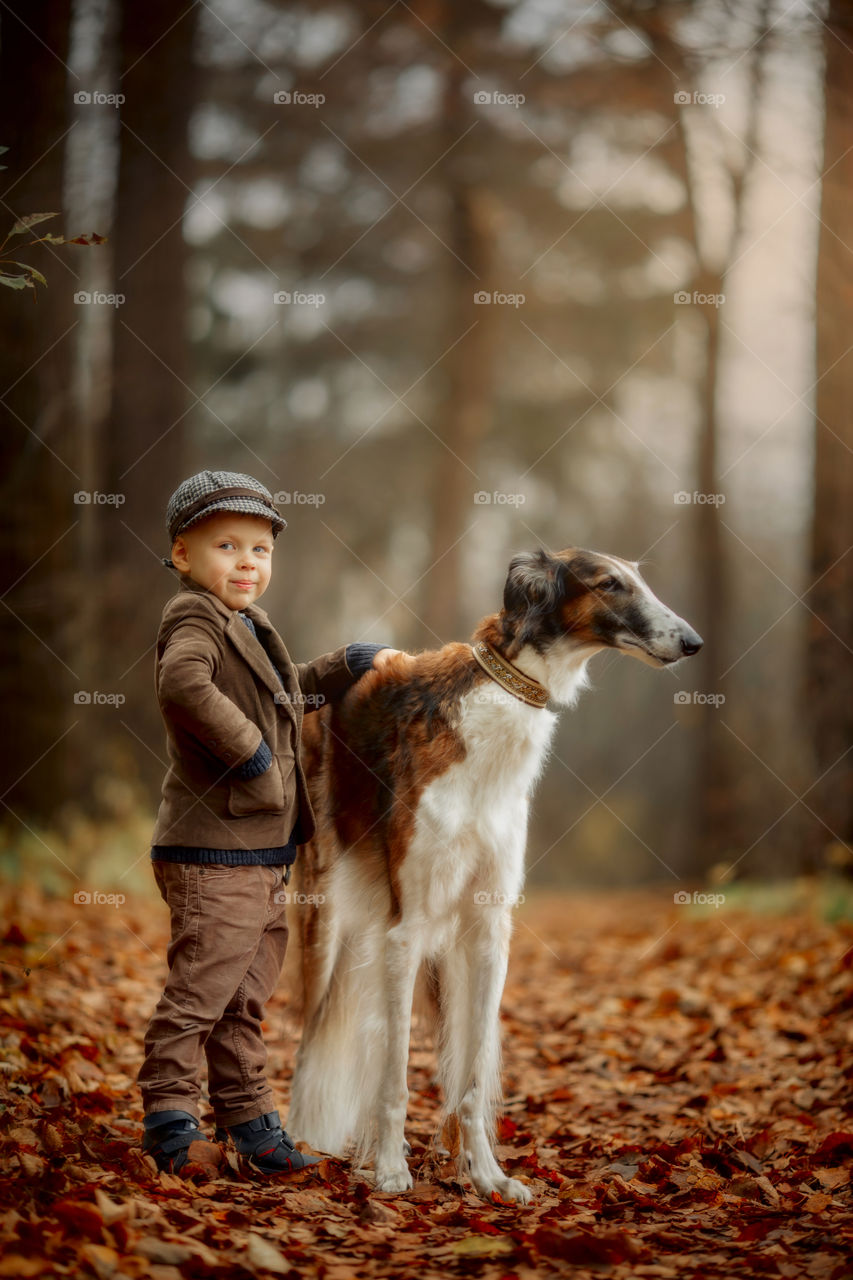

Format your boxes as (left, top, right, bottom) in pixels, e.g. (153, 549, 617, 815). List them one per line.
(372, 648, 402, 670)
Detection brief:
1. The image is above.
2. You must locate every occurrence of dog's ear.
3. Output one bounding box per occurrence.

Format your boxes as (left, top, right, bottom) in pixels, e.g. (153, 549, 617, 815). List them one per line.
(503, 550, 566, 623)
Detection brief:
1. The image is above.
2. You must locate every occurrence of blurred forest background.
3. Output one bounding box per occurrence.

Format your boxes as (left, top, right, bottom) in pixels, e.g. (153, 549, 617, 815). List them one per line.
(0, 0, 851, 898)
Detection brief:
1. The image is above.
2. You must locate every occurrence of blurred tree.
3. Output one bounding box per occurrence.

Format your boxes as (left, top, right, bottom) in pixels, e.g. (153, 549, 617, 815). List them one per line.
(420, 22, 497, 642)
(0, 0, 77, 825)
(639, 1, 773, 870)
(102, 0, 198, 779)
(804, 0, 853, 866)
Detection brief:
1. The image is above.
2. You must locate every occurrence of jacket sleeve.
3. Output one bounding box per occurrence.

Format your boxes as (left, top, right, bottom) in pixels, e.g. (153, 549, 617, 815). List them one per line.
(345, 642, 389, 677)
(158, 619, 262, 769)
(292, 643, 379, 711)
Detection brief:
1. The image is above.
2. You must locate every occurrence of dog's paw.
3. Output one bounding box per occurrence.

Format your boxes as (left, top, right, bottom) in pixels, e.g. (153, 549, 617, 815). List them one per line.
(475, 1174, 532, 1205)
(374, 1165, 413, 1194)
(501, 1176, 533, 1205)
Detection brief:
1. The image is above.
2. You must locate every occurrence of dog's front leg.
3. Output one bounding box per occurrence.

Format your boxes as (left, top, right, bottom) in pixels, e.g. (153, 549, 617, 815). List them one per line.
(457, 908, 532, 1205)
(373, 922, 420, 1193)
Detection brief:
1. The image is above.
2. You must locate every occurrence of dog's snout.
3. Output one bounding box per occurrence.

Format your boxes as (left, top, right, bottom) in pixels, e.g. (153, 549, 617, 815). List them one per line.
(680, 629, 703, 657)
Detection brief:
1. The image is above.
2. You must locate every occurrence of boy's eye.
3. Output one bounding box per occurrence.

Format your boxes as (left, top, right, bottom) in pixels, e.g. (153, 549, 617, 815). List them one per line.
(216, 540, 270, 553)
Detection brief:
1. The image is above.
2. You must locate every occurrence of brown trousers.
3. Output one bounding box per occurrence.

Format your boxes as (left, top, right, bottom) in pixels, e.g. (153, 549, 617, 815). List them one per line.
(138, 861, 289, 1128)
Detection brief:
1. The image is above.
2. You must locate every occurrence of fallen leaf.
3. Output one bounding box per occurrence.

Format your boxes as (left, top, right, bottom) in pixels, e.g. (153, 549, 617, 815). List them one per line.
(245, 1233, 290, 1274)
(450, 1235, 516, 1257)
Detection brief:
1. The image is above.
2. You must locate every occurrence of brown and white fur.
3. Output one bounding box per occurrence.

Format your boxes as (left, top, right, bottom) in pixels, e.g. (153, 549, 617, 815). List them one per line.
(287, 548, 702, 1204)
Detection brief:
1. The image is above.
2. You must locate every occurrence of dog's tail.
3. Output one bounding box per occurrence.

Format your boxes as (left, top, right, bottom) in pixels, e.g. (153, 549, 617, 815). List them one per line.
(287, 855, 388, 1163)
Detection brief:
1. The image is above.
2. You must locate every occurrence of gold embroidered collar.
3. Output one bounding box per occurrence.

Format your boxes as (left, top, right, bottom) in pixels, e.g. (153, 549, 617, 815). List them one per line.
(472, 640, 549, 709)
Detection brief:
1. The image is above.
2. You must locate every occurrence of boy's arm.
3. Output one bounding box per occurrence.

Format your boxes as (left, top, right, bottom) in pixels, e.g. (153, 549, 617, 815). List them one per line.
(293, 643, 391, 710)
(158, 620, 263, 770)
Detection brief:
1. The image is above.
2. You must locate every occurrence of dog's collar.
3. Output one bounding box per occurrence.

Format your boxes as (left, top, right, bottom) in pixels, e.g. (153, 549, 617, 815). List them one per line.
(472, 640, 549, 709)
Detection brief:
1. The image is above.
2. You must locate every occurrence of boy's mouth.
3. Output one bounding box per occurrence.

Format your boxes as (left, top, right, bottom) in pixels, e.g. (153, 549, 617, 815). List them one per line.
(231, 580, 256, 590)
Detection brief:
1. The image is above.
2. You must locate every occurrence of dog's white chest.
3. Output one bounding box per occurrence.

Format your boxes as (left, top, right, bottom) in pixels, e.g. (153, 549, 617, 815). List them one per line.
(455, 684, 557, 797)
(430, 686, 555, 820)
(400, 686, 557, 920)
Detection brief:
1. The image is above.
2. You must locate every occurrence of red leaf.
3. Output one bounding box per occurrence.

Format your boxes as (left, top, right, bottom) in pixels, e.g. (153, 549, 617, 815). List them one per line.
(813, 1132, 853, 1164)
(51, 1197, 104, 1241)
(530, 1227, 643, 1265)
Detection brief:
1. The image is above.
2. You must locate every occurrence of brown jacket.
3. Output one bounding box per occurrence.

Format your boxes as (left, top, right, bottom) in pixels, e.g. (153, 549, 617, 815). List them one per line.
(150, 577, 357, 851)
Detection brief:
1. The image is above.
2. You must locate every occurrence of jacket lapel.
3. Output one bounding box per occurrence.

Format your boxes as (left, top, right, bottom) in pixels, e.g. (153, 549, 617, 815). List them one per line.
(175, 578, 300, 733)
(228, 611, 301, 731)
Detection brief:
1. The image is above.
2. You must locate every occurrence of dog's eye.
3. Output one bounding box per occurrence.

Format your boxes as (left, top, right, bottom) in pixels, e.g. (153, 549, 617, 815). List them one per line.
(598, 576, 622, 592)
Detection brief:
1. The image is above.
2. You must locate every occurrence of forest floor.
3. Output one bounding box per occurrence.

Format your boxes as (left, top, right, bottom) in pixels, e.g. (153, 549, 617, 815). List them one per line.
(0, 883, 851, 1279)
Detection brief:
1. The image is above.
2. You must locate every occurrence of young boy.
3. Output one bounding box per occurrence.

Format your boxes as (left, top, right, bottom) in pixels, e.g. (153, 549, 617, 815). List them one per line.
(138, 470, 395, 1177)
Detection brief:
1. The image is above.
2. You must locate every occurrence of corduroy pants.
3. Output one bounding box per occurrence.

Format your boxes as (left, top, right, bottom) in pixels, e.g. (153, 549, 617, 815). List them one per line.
(138, 861, 289, 1127)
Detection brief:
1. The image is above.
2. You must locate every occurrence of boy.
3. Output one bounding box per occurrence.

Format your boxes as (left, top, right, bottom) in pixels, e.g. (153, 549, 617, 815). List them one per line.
(138, 470, 395, 1177)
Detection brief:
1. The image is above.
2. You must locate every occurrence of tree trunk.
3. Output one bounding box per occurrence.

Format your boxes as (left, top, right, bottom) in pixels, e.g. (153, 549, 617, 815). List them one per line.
(420, 61, 494, 645)
(691, 265, 730, 868)
(647, 3, 770, 875)
(803, 2, 853, 864)
(665, 95, 733, 874)
(102, 1, 197, 781)
(0, 0, 76, 827)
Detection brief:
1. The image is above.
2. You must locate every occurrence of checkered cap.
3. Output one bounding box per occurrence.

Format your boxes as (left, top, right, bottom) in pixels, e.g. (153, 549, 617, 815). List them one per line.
(165, 470, 286, 544)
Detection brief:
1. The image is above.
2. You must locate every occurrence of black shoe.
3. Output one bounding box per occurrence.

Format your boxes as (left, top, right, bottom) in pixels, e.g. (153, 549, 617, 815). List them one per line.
(215, 1110, 320, 1176)
(142, 1110, 212, 1174)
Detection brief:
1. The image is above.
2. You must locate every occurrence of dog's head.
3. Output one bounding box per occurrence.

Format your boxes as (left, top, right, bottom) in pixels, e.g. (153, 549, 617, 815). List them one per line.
(501, 547, 702, 668)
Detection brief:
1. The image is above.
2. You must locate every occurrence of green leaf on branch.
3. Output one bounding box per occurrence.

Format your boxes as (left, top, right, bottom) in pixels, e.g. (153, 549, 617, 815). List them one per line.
(0, 259, 47, 288)
(0, 273, 32, 290)
(0, 189, 105, 293)
(8, 211, 59, 238)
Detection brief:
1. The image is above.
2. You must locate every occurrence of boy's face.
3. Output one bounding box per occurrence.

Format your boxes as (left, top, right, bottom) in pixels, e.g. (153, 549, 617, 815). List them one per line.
(170, 512, 274, 610)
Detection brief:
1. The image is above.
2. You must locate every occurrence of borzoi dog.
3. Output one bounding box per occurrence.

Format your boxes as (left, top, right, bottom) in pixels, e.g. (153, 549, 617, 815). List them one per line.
(287, 547, 702, 1204)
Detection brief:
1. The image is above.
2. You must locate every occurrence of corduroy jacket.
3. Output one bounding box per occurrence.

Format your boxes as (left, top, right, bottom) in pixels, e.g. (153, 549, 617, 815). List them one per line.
(150, 576, 361, 852)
